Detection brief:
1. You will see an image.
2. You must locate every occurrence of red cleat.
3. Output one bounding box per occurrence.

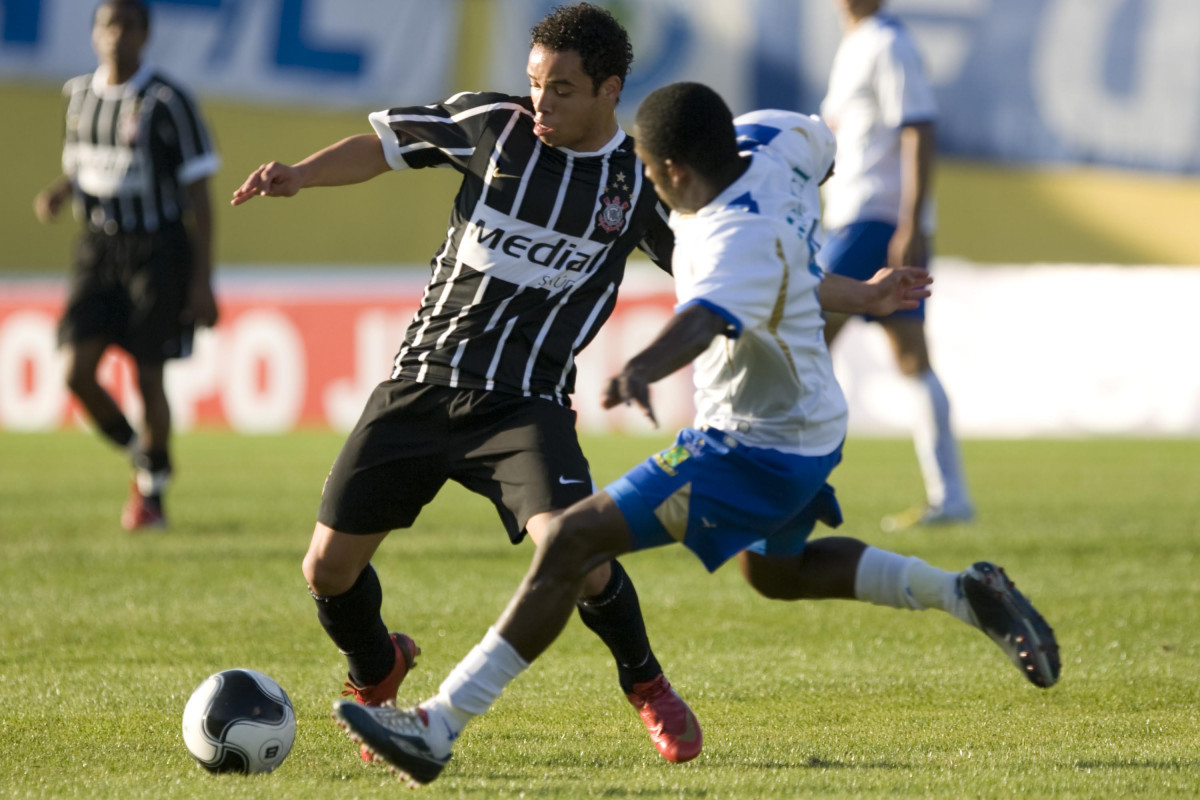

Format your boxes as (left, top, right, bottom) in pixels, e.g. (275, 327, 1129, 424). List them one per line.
(120, 481, 166, 531)
(626, 674, 702, 763)
(340, 632, 421, 763)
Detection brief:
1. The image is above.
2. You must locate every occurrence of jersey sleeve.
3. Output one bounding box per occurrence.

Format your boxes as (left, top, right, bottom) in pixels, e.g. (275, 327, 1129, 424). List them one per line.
(368, 90, 527, 173)
(60, 75, 90, 178)
(637, 199, 675, 274)
(151, 82, 220, 186)
(874, 29, 937, 128)
(735, 110, 836, 185)
(675, 216, 785, 338)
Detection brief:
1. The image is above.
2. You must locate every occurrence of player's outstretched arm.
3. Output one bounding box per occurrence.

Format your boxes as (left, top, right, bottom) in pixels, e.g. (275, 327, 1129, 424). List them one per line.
(603, 303, 728, 427)
(818, 267, 932, 317)
(230, 134, 391, 206)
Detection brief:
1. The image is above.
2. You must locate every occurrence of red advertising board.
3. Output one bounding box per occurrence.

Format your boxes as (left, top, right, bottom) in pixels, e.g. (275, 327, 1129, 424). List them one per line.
(0, 269, 692, 434)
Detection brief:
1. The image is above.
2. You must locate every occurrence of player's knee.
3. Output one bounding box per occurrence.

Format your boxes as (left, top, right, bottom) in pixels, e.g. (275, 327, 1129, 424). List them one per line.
(536, 523, 601, 587)
(302, 551, 356, 597)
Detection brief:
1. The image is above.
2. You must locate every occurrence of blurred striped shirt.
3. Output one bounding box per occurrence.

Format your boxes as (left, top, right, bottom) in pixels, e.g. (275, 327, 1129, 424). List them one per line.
(61, 63, 219, 235)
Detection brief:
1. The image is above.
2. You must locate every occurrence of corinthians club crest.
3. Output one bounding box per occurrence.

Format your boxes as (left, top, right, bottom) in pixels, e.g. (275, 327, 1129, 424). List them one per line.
(596, 170, 632, 234)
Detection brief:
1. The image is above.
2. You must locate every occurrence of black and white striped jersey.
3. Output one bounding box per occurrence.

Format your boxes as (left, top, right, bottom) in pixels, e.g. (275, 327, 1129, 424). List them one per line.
(61, 64, 219, 235)
(369, 90, 674, 406)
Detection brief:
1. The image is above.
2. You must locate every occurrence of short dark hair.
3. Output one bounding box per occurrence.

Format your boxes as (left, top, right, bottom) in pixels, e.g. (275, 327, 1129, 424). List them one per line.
(634, 82, 740, 178)
(94, 0, 151, 30)
(530, 3, 633, 95)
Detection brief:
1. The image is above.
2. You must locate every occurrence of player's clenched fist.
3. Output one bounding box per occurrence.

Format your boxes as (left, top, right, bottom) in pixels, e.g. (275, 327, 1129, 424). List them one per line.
(230, 162, 303, 206)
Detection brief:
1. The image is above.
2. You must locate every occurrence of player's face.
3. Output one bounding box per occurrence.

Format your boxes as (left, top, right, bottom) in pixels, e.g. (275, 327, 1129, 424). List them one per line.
(92, 3, 148, 71)
(527, 45, 620, 152)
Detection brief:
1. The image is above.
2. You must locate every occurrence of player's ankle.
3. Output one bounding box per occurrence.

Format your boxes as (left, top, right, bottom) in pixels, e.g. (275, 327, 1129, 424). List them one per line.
(418, 697, 468, 756)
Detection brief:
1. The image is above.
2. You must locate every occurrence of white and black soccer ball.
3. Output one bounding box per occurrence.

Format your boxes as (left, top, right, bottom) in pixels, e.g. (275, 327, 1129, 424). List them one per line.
(181, 668, 296, 774)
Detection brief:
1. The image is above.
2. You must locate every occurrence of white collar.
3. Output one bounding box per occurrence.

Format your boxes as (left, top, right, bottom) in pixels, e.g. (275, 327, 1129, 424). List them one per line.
(556, 126, 627, 158)
(91, 62, 154, 98)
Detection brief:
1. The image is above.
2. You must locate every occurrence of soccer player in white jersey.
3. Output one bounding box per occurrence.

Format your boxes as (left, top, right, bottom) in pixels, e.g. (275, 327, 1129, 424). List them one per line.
(820, 0, 974, 530)
(331, 82, 1060, 786)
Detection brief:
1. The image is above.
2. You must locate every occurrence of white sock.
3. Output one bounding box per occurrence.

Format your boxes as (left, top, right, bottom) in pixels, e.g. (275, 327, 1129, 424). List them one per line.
(135, 469, 170, 497)
(910, 369, 971, 512)
(420, 627, 529, 742)
(854, 546, 959, 612)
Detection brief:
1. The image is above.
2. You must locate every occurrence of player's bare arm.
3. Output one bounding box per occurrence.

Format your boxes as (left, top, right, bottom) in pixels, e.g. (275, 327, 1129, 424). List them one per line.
(230, 134, 390, 206)
(818, 267, 932, 317)
(183, 177, 218, 327)
(889, 121, 935, 268)
(603, 303, 728, 426)
(33, 176, 73, 224)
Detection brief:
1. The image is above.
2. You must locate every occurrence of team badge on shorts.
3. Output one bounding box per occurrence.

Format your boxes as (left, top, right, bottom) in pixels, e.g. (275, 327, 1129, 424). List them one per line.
(653, 443, 692, 476)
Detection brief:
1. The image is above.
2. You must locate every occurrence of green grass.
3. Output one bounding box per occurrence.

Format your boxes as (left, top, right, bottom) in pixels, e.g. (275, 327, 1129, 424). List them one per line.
(2, 433, 1199, 798)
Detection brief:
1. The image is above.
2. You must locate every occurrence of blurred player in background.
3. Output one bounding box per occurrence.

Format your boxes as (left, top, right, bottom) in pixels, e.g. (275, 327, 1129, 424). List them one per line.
(819, 0, 973, 530)
(232, 3, 701, 765)
(330, 83, 1059, 785)
(33, 0, 219, 531)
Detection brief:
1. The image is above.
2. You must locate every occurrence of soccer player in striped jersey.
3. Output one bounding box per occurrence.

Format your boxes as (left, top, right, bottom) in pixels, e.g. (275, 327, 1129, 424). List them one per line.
(33, 0, 219, 531)
(232, 3, 699, 765)
(331, 83, 1059, 786)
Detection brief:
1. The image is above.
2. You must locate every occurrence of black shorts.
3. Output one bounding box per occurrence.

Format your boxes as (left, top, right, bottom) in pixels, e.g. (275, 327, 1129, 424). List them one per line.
(318, 380, 594, 540)
(57, 225, 195, 363)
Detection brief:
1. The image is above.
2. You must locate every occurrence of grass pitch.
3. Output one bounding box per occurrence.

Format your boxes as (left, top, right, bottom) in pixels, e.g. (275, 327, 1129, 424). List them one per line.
(1, 432, 1198, 798)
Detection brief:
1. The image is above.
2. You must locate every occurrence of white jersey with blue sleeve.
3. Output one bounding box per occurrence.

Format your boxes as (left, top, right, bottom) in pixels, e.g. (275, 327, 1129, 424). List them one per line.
(820, 13, 938, 231)
(667, 110, 847, 456)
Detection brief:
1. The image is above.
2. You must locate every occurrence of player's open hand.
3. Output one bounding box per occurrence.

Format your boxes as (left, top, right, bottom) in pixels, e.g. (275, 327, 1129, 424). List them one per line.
(863, 266, 933, 316)
(603, 367, 658, 428)
(33, 179, 71, 224)
(231, 162, 303, 206)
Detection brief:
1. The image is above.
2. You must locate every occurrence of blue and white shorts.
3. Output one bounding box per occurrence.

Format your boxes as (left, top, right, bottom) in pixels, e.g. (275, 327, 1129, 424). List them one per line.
(605, 428, 844, 572)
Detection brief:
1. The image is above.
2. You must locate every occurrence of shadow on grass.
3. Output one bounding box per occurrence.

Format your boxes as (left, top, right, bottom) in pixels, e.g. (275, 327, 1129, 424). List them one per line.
(1075, 759, 1198, 771)
(698, 754, 907, 771)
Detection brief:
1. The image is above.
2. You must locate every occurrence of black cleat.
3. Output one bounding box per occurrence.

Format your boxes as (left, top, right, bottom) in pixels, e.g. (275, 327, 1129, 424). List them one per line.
(959, 561, 1061, 688)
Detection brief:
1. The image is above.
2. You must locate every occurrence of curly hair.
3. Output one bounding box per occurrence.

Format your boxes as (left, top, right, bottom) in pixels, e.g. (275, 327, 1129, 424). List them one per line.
(635, 82, 739, 179)
(530, 3, 634, 95)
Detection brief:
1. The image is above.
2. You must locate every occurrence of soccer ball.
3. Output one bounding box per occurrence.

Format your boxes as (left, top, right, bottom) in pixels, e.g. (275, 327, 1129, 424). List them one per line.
(181, 668, 296, 774)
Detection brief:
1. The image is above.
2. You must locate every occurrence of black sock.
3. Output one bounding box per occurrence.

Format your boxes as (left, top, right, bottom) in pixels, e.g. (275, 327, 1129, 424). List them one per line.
(311, 564, 394, 687)
(576, 560, 662, 693)
(98, 416, 136, 449)
(133, 448, 171, 473)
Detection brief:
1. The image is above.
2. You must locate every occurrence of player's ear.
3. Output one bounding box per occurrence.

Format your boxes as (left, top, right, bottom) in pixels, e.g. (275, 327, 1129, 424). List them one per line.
(598, 74, 622, 105)
(663, 158, 687, 188)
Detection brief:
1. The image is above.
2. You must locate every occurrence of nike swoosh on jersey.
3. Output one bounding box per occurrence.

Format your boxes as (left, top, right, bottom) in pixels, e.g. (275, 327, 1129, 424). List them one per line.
(558, 476, 587, 485)
(490, 166, 523, 180)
